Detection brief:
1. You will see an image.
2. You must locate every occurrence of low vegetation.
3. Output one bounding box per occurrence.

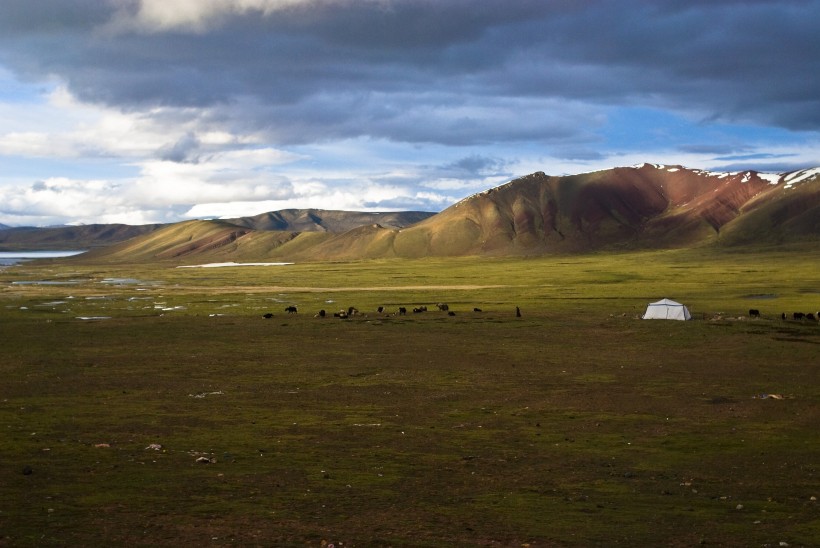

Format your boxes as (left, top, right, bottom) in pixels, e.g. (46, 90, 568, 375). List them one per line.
(1, 247, 818, 546)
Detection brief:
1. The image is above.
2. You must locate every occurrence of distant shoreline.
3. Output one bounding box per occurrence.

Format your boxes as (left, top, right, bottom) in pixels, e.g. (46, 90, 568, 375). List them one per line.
(0, 250, 86, 266)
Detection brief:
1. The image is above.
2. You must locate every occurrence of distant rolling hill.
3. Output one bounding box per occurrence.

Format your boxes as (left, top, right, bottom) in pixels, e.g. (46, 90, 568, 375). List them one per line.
(19, 164, 820, 263)
(0, 223, 164, 251)
(0, 210, 433, 252)
(224, 209, 434, 232)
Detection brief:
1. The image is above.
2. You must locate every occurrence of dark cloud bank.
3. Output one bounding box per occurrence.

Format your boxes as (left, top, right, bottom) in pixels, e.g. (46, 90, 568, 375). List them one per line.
(1, 0, 818, 149)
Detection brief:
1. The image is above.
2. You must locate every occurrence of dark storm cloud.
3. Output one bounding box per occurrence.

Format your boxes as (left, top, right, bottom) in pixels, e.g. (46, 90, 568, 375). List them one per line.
(678, 144, 753, 156)
(423, 153, 513, 183)
(715, 152, 796, 162)
(0, 0, 818, 147)
(157, 132, 201, 163)
(709, 151, 814, 173)
(552, 148, 608, 162)
(446, 154, 509, 176)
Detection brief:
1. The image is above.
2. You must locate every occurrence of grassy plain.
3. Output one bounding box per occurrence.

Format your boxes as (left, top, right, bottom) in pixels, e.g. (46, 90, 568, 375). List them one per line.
(1, 246, 819, 546)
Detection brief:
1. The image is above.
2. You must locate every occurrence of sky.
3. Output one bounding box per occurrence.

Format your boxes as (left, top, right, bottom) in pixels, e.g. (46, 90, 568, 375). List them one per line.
(0, 0, 819, 227)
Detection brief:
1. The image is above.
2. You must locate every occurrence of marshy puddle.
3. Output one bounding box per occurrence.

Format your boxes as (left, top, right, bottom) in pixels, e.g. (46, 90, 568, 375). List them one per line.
(99, 277, 163, 286)
(36, 301, 69, 307)
(11, 280, 84, 286)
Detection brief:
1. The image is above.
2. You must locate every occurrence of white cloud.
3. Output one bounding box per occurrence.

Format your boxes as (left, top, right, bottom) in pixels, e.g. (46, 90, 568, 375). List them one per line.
(132, 155, 299, 205)
(0, 177, 147, 225)
(0, 80, 316, 223)
(182, 175, 455, 218)
(423, 176, 511, 192)
(106, 0, 388, 33)
(0, 85, 176, 159)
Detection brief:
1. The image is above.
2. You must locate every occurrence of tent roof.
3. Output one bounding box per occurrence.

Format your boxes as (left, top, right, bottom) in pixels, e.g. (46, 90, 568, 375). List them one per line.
(649, 298, 685, 306)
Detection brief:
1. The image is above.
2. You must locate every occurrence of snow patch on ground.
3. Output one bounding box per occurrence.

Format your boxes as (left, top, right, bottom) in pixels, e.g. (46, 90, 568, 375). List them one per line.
(178, 262, 294, 268)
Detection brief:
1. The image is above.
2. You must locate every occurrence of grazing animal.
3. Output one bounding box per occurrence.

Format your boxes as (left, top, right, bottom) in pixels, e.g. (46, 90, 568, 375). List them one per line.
(748, 309, 760, 318)
(794, 312, 805, 320)
(807, 313, 817, 321)
(314, 309, 326, 318)
(516, 306, 522, 318)
(333, 311, 348, 318)
(782, 312, 787, 320)
(398, 307, 407, 315)
(448, 311, 456, 316)
(436, 303, 449, 311)
(377, 306, 385, 314)
(473, 307, 482, 312)
(285, 305, 298, 314)
(348, 306, 359, 316)
(262, 313, 274, 319)
(413, 306, 428, 313)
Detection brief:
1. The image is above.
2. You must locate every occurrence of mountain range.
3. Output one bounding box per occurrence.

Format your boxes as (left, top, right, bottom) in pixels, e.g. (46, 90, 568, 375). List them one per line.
(3, 164, 818, 262)
(0, 223, 164, 251)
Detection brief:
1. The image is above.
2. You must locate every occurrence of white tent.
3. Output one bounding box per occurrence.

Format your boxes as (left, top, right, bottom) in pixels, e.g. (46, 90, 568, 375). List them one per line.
(642, 298, 692, 321)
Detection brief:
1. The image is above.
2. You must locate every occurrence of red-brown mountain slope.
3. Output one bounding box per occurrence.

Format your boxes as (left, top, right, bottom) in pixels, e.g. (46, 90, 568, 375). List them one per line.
(65, 164, 820, 263)
(380, 164, 819, 257)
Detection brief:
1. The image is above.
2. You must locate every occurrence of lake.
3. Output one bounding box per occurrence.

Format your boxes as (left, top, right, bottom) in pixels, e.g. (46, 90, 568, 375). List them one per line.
(0, 250, 86, 266)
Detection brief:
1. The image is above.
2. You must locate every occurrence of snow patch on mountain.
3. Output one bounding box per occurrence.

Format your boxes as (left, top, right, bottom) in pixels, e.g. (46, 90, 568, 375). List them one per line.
(630, 164, 819, 189)
(757, 173, 780, 185)
(782, 168, 820, 189)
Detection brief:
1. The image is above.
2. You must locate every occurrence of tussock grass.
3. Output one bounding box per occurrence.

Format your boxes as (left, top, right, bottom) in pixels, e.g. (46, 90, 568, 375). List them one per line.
(1, 247, 818, 545)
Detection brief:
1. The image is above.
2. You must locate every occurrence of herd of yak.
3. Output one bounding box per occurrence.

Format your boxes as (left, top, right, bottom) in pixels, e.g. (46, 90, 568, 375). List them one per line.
(749, 309, 819, 321)
(260, 302, 503, 320)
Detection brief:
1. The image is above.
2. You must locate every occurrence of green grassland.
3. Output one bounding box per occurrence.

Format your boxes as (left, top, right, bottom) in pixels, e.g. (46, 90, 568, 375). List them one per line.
(1, 247, 819, 546)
